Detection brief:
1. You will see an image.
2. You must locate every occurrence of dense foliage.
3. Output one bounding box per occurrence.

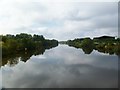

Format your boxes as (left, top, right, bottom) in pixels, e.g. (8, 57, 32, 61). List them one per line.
(0, 33, 58, 57)
(67, 36, 120, 55)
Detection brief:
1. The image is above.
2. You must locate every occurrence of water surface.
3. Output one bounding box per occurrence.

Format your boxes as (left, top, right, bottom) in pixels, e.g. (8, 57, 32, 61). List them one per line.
(1, 44, 118, 88)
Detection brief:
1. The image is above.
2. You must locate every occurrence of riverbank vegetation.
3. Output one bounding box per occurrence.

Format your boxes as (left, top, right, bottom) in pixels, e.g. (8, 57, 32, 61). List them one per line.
(1, 34, 120, 66)
(0, 33, 58, 58)
(66, 36, 120, 55)
(1, 34, 120, 60)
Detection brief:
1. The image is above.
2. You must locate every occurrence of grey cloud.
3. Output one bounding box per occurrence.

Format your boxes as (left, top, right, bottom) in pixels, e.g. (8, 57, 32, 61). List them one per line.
(14, 2, 47, 13)
(0, 1, 118, 40)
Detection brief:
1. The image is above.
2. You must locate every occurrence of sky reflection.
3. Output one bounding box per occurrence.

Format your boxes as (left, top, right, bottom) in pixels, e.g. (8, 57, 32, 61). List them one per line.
(1, 45, 118, 88)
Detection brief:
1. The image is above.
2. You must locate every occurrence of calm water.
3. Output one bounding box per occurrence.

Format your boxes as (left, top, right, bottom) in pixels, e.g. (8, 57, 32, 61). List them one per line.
(0, 44, 118, 88)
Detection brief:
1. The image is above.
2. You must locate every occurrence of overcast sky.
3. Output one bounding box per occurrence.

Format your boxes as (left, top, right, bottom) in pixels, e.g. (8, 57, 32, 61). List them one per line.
(0, 0, 118, 40)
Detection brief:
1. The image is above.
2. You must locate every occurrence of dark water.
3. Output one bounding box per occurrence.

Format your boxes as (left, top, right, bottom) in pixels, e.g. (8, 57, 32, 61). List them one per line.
(0, 44, 118, 88)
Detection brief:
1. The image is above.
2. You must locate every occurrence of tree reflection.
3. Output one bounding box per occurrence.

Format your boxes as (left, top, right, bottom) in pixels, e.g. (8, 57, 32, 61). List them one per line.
(82, 47, 93, 54)
(1, 45, 56, 67)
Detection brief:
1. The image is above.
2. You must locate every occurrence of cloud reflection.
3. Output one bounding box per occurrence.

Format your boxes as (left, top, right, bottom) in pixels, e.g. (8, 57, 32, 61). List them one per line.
(2, 45, 118, 88)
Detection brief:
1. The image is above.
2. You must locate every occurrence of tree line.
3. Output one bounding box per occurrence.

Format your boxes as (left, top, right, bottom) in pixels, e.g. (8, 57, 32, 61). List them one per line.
(0, 33, 58, 57)
(66, 36, 120, 55)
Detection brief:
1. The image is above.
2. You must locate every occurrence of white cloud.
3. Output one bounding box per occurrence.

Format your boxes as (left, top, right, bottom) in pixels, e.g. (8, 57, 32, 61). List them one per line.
(0, 0, 118, 40)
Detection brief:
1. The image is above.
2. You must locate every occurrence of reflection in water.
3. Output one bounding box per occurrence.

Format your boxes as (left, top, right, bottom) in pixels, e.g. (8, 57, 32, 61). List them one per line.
(1, 46, 56, 67)
(68, 43, 120, 55)
(82, 47, 93, 54)
(1, 45, 118, 88)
